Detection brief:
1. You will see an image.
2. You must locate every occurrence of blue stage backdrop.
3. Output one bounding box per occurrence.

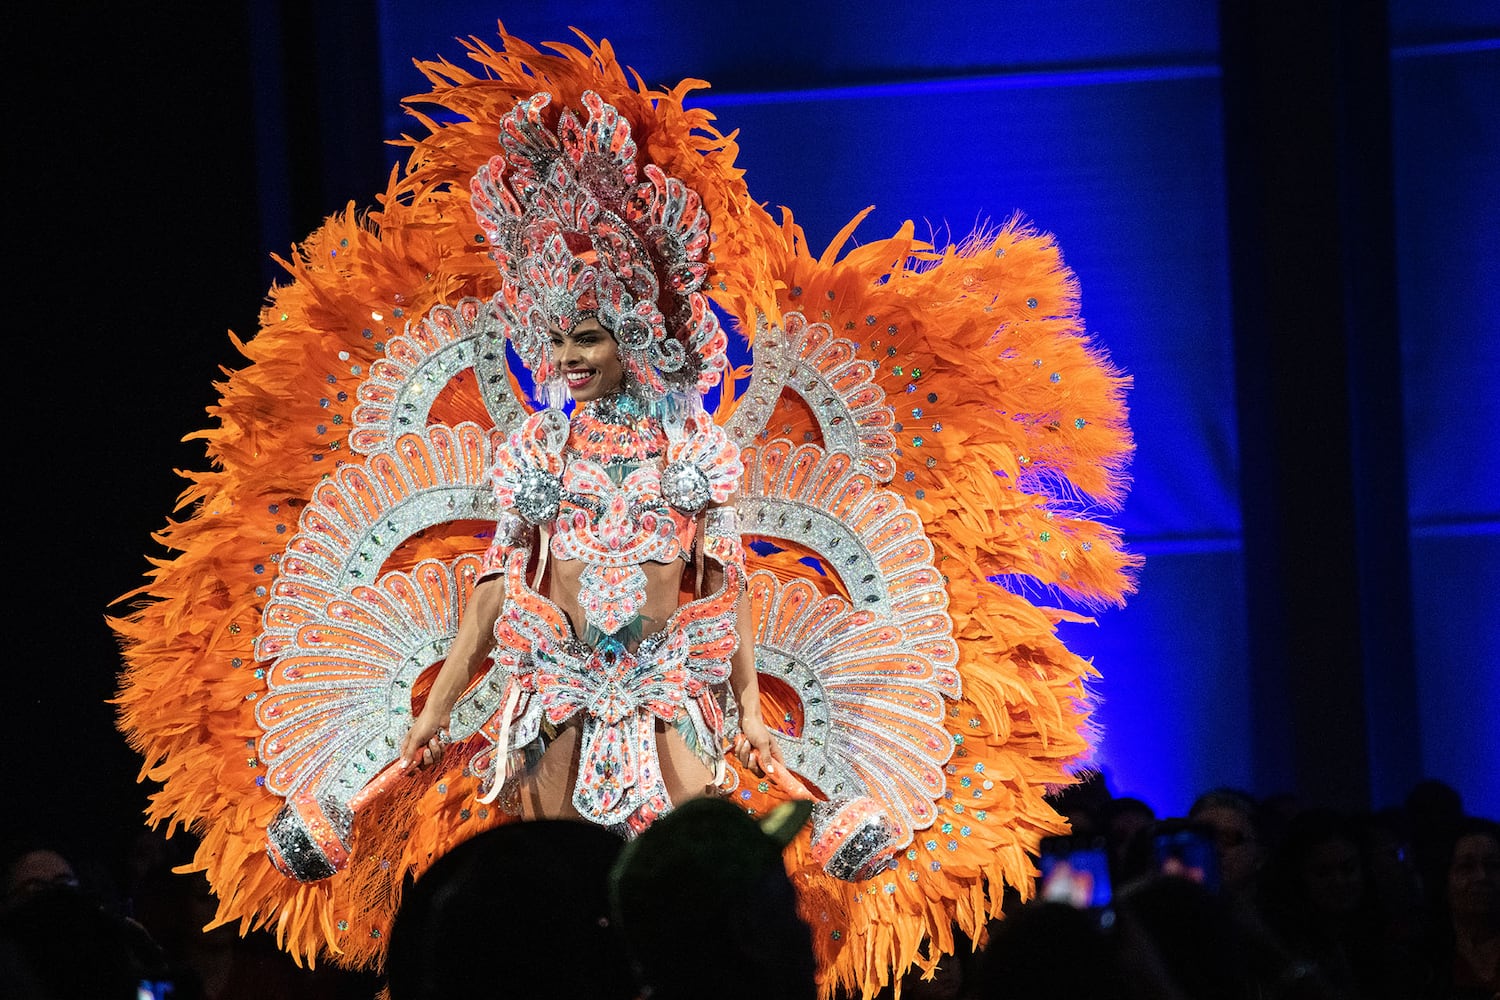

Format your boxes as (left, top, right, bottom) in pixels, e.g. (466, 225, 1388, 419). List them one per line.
(323, 1, 1494, 819)
(1389, 5, 1499, 821)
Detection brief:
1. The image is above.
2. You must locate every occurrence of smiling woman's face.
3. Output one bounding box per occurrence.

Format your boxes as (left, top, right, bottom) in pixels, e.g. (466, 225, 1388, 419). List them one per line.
(549, 318, 623, 401)
(1448, 831, 1500, 919)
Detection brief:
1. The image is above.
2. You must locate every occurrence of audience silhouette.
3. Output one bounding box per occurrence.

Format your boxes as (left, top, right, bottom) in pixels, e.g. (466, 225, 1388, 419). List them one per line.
(609, 796, 818, 1000)
(4, 776, 1491, 999)
(386, 819, 634, 1000)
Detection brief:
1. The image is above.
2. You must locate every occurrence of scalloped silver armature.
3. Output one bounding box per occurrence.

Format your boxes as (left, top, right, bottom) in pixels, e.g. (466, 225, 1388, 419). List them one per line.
(258, 422, 502, 594)
(725, 312, 898, 483)
(740, 440, 961, 661)
(350, 298, 530, 455)
(738, 438, 961, 846)
(254, 421, 507, 807)
(255, 554, 506, 805)
(748, 571, 954, 847)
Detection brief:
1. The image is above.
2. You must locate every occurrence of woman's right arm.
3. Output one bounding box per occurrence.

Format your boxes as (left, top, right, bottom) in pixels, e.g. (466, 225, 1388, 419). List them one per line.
(398, 574, 506, 769)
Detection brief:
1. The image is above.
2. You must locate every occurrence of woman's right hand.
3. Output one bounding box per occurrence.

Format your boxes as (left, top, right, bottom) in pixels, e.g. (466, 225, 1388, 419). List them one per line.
(395, 576, 504, 773)
(399, 710, 452, 771)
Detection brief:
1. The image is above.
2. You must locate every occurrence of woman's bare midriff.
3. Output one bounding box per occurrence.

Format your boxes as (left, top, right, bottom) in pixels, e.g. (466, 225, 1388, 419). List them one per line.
(514, 553, 716, 821)
(546, 555, 687, 648)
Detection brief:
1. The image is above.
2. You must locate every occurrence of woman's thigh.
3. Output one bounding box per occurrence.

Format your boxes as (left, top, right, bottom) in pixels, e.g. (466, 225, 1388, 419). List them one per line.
(654, 722, 715, 808)
(515, 723, 583, 822)
(514, 720, 714, 821)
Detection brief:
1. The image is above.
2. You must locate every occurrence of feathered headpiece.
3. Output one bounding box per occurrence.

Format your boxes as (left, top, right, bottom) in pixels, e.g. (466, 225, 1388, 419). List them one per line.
(471, 89, 729, 401)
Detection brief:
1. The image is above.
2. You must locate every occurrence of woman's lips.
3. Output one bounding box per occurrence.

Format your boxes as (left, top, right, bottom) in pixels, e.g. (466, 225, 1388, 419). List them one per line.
(564, 369, 595, 388)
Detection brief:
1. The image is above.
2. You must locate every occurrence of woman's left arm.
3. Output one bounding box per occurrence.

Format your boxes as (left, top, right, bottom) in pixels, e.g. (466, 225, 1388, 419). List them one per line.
(704, 502, 784, 777)
(729, 584, 784, 777)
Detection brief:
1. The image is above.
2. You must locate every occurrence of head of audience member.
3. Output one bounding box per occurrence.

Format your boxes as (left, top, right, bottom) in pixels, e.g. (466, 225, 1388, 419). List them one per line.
(1099, 797, 1157, 885)
(1262, 808, 1379, 940)
(1438, 817, 1500, 929)
(0, 882, 170, 1000)
(610, 796, 816, 1000)
(387, 819, 634, 1000)
(1189, 788, 1266, 899)
(972, 900, 1123, 999)
(1409, 816, 1500, 1000)
(1047, 769, 1112, 841)
(121, 829, 212, 955)
(1406, 779, 1466, 894)
(3, 847, 79, 907)
(1407, 780, 1464, 836)
(1119, 871, 1258, 1000)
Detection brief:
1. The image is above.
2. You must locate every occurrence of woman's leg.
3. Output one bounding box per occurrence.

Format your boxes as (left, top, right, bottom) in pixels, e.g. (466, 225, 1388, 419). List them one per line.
(654, 722, 716, 807)
(514, 721, 584, 821)
(515, 718, 715, 821)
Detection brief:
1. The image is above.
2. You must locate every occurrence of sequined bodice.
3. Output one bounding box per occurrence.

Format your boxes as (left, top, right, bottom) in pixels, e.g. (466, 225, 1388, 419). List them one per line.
(552, 450, 698, 566)
(488, 398, 743, 637)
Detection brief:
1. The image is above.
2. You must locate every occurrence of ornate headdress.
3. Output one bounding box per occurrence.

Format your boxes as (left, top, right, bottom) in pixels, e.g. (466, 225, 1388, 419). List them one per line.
(471, 90, 729, 402)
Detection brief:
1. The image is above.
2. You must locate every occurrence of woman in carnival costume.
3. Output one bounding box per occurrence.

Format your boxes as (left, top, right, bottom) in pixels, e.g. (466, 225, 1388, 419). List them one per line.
(113, 26, 1138, 998)
(394, 88, 786, 833)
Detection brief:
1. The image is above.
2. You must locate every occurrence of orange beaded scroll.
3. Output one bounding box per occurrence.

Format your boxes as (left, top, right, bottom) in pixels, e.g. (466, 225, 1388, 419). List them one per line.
(111, 24, 1137, 998)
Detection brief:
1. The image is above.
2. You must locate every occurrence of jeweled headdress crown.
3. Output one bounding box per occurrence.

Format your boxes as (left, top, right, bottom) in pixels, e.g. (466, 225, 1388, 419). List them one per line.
(471, 90, 729, 401)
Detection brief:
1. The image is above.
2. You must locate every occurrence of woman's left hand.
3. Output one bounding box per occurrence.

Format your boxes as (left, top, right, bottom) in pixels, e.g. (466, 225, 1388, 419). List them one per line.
(734, 707, 786, 779)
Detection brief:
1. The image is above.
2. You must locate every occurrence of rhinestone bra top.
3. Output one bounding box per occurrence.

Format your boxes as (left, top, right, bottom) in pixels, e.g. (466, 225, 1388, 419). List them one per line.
(488, 402, 743, 635)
